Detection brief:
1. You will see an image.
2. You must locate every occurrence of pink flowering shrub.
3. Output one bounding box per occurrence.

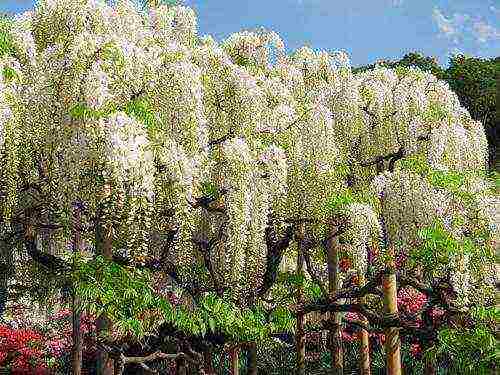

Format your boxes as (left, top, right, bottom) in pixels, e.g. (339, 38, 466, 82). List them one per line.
(0, 307, 97, 372)
(397, 287, 427, 315)
(0, 324, 48, 372)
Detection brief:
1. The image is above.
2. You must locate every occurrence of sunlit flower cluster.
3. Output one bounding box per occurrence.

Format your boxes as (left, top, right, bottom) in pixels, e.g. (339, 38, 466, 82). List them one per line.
(343, 203, 382, 272)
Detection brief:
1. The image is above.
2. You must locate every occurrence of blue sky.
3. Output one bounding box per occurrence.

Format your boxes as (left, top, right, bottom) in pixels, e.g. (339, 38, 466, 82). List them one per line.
(1, 0, 498, 67)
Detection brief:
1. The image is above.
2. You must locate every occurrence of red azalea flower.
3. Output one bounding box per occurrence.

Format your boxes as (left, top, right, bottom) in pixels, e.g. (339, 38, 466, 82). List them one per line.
(339, 257, 352, 272)
(410, 343, 422, 358)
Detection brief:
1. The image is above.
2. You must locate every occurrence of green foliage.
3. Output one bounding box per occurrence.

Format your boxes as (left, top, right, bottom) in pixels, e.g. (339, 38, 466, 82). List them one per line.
(69, 97, 156, 128)
(69, 102, 112, 121)
(268, 306, 295, 333)
(325, 191, 355, 214)
(410, 221, 473, 274)
(422, 101, 449, 123)
(446, 56, 498, 166)
(399, 154, 432, 175)
(2, 66, 17, 81)
(124, 97, 157, 129)
(0, 15, 14, 58)
(427, 306, 499, 374)
(278, 271, 323, 300)
(74, 256, 294, 342)
(200, 181, 219, 198)
(400, 157, 492, 204)
(352, 52, 445, 78)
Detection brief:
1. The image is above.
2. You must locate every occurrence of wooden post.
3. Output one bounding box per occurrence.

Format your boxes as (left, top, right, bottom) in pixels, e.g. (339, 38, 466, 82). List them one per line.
(357, 272, 371, 375)
(326, 219, 343, 374)
(230, 345, 240, 375)
(295, 222, 306, 375)
(382, 246, 401, 375)
(71, 202, 83, 375)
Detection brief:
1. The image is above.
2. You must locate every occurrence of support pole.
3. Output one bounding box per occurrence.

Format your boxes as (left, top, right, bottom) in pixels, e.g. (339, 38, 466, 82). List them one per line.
(357, 272, 371, 375)
(383, 247, 401, 375)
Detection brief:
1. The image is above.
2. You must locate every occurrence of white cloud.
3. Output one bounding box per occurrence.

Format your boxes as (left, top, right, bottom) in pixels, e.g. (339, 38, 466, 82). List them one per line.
(472, 20, 500, 43)
(432, 7, 470, 44)
(432, 6, 500, 45)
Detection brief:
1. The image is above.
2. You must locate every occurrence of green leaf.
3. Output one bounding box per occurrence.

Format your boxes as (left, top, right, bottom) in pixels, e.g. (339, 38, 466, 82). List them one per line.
(208, 317, 216, 333)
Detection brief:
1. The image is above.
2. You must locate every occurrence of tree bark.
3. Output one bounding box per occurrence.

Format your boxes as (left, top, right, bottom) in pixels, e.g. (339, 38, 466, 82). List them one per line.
(203, 346, 215, 375)
(176, 356, 187, 375)
(96, 187, 115, 375)
(71, 203, 83, 375)
(383, 247, 401, 375)
(72, 284, 83, 375)
(424, 358, 436, 375)
(357, 273, 371, 375)
(295, 223, 306, 375)
(247, 342, 258, 375)
(326, 221, 343, 375)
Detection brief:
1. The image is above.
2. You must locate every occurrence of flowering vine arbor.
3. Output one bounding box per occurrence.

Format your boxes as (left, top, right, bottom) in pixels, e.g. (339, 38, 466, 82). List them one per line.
(0, 0, 497, 374)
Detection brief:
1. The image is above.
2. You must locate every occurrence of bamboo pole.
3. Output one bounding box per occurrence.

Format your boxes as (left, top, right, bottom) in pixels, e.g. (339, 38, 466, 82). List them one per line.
(326, 219, 343, 374)
(357, 272, 371, 375)
(295, 222, 306, 375)
(230, 345, 240, 375)
(382, 246, 401, 375)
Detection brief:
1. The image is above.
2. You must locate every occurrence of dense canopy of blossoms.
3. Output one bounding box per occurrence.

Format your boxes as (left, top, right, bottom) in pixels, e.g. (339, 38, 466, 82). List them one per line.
(0, 0, 496, 306)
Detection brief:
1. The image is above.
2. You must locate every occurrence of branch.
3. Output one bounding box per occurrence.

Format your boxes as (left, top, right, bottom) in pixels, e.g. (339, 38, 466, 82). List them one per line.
(330, 271, 385, 301)
(302, 244, 328, 298)
(24, 236, 70, 274)
(193, 222, 227, 296)
(130, 88, 145, 102)
(208, 128, 235, 147)
(257, 221, 294, 297)
(188, 189, 229, 214)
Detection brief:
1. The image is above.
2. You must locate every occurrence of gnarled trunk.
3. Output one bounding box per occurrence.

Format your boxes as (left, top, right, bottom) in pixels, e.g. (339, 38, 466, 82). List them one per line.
(230, 345, 240, 375)
(204, 346, 216, 374)
(295, 223, 306, 375)
(71, 203, 83, 375)
(96, 188, 115, 375)
(247, 342, 258, 375)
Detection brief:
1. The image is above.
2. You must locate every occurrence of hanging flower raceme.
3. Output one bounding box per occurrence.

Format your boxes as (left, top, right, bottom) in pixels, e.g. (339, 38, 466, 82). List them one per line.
(97, 111, 155, 199)
(84, 60, 110, 110)
(427, 120, 488, 172)
(371, 170, 453, 257)
(257, 144, 288, 215)
(217, 137, 255, 292)
(285, 103, 343, 221)
(150, 5, 197, 46)
(149, 59, 209, 158)
(343, 203, 382, 273)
